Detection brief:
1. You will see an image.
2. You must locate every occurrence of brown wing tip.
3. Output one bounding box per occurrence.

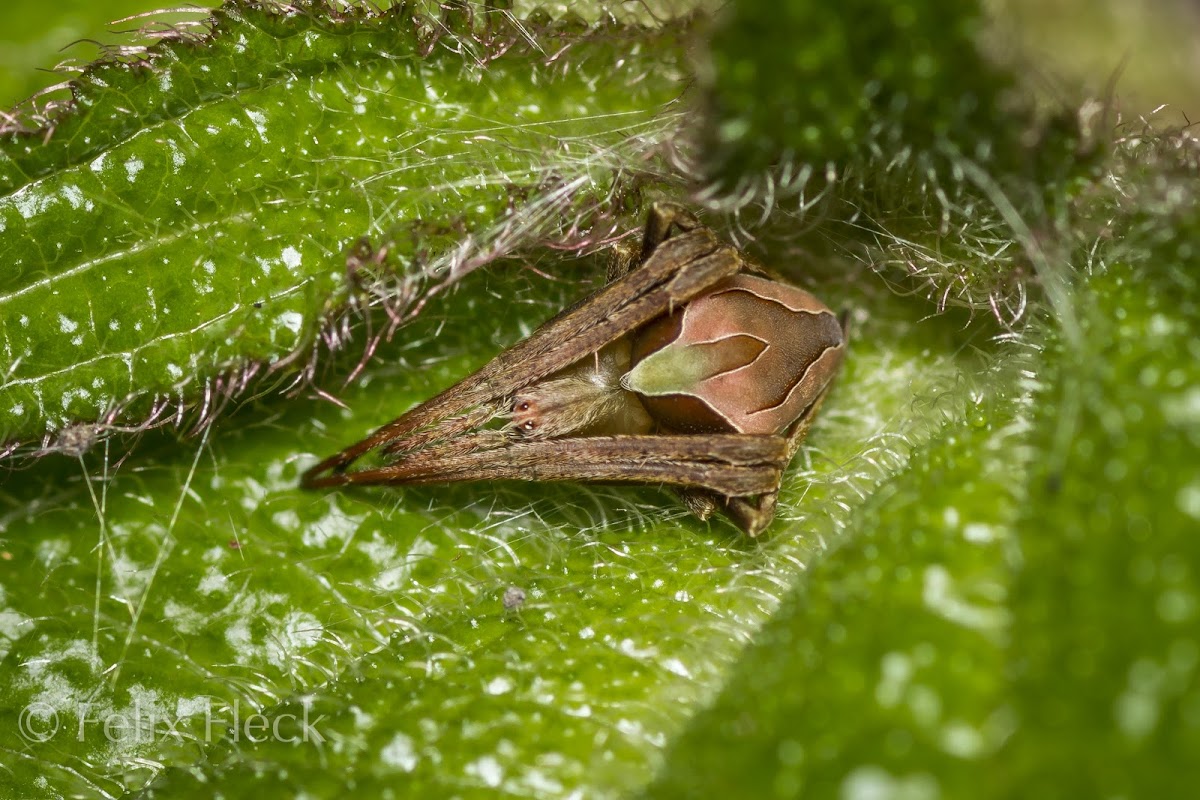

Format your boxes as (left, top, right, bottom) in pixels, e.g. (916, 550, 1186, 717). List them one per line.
(300, 452, 356, 489)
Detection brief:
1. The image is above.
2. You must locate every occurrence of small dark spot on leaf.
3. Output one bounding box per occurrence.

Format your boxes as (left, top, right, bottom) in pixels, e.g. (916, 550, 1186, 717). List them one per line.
(503, 586, 527, 611)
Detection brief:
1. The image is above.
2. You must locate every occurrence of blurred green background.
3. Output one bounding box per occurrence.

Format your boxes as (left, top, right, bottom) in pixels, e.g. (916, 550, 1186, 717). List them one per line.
(0, 1, 209, 110)
(7, 1, 1200, 117)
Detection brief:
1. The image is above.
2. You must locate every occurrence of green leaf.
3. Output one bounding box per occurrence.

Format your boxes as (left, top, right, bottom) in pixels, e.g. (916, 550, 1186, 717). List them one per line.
(1002, 245, 1200, 795)
(699, 0, 1104, 330)
(702, 0, 1015, 183)
(3, 1, 1198, 798)
(644, 369, 1021, 798)
(0, 1, 685, 445)
(0, 0, 193, 111)
(0, 242, 992, 796)
(645, 229, 1200, 799)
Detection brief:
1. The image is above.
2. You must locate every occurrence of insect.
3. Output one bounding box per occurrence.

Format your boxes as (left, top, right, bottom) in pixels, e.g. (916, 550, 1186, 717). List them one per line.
(302, 204, 847, 535)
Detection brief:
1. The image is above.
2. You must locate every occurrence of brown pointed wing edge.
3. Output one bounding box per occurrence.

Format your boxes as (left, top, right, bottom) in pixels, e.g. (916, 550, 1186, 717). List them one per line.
(303, 434, 788, 499)
(301, 228, 742, 486)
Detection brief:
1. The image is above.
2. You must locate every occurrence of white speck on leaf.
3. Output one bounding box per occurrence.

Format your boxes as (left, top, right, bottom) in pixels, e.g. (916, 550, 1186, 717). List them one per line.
(277, 311, 303, 335)
(662, 657, 691, 678)
(939, 721, 985, 758)
(962, 523, 995, 543)
(485, 676, 513, 695)
(922, 565, 1006, 632)
(61, 184, 84, 209)
(198, 565, 230, 595)
(468, 755, 503, 788)
(281, 246, 302, 269)
(840, 766, 940, 800)
(381, 732, 419, 772)
(1176, 481, 1200, 520)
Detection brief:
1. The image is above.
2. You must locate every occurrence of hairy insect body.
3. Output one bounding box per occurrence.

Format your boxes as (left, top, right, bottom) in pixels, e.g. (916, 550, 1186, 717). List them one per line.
(510, 342, 653, 438)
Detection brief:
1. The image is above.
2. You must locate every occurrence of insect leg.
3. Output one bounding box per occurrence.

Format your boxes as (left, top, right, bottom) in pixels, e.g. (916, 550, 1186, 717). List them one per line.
(639, 202, 701, 263)
(723, 492, 779, 538)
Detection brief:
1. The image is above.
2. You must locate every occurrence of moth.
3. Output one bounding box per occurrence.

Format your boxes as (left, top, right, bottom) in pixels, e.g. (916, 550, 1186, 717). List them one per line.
(302, 205, 847, 535)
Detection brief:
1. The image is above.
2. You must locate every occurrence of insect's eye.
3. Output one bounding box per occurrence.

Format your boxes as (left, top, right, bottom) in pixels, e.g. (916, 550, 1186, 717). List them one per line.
(518, 401, 531, 411)
(523, 421, 536, 430)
